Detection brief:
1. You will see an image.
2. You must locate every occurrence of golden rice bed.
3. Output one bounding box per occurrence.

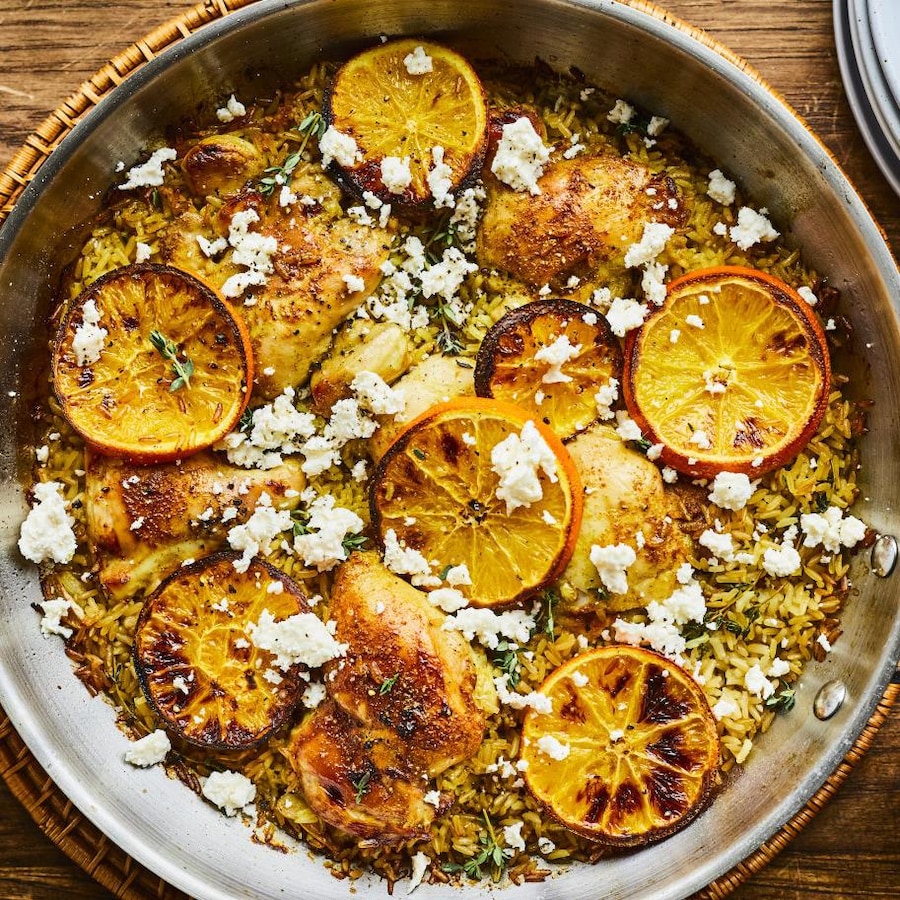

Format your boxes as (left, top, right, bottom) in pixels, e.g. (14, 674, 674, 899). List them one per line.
(33, 55, 859, 885)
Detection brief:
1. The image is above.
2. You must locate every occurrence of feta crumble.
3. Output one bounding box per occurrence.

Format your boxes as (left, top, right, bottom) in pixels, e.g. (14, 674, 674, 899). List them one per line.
(589, 543, 637, 594)
(248, 608, 347, 670)
(380, 155, 413, 193)
(493, 674, 553, 713)
(342, 273, 366, 294)
(491, 117, 552, 195)
(443, 607, 536, 650)
(624, 222, 674, 269)
(293, 494, 364, 572)
(202, 770, 256, 816)
(534, 334, 581, 383)
(729, 206, 779, 250)
(382, 528, 440, 587)
(490, 420, 559, 514)
(318, 126, 362, 168)
(762, 543, 802, 577)
(606, 99, 635, 124)
(227, 492, 292, 573)
(604, 296, 647, 337)
(124, 729, 171, 767)
(426, 145, 455, 207)
(594, 377, 619, 420)
(797, 285, 818, 306)
(407, 851, 430, 894)
(503, 821, 527, 853)
(708, 472, 754, 511)
(220, 208, 279, 300)
(706, 169, 736, 205)
(351, 370, 406, 416)
(118, 147, 177, 190)
(536, 734, 570, 760)
(743, 664, 775, 699)
(18, 481, 77, 565)
(71, 298, 107, 367)
(38, 597, 82, 639)
(403, 45, 433, 75)
(216, 94, 246, 123)
(800, 506, 867, 553)
(428, 587, 469, 613)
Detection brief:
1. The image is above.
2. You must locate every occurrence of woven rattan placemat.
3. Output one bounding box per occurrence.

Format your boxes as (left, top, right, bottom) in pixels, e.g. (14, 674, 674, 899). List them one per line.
(1, 0, 897, 897)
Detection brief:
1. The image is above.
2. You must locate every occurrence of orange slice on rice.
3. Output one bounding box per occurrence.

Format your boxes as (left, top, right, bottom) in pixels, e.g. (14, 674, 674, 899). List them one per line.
(134, 553, 310, 750)
(324, 38, 488, 207)
(521, 646, 719, 847)
(369, 398, 582, 608)
(52, 263, 253, 463)
(622, 266, 830, 477)
(474, 298, 623, 438)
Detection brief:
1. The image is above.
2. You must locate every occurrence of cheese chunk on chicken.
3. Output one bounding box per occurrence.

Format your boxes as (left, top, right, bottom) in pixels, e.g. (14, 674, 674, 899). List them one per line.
(477, 153, 684, 292)
(369, 354, 475, 461)
(84, 450, 304, 600)
(159, 169, 393, 398)
(562, 424, 703, 609)
(287, 553, 490, 843)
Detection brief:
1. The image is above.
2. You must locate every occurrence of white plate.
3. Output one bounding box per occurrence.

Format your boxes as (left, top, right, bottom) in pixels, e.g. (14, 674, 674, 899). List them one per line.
(869, 0, 900, 111)
(835, 0, 900, 195)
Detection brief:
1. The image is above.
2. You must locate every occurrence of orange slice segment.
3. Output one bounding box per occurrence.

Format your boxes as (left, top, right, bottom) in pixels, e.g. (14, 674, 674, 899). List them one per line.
(53, 263, 253, 463)
(369, 398, 582, 608)
(521, 646, 719, 847)
(474, 298, 623, 438)
(622, 266, 830, 477)
(134, 553, 310, 750)
(324, 38, 488, 207)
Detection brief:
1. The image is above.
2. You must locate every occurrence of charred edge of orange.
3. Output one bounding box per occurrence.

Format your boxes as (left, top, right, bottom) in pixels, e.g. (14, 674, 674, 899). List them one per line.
(473, 296, 621, 399)
(132, 551, 309, 751)
(369, 397, 584, 571)
(622, 266, 833, 477)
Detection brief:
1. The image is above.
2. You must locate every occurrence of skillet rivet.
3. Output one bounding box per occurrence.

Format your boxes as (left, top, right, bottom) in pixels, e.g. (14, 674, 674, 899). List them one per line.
(871, 534, 898, 578)
(813, 680, 846, 720)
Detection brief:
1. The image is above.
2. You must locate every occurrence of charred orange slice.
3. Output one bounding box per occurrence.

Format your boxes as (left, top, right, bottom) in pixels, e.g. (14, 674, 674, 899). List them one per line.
(370, 398, 582, 608)
(134, 553, 309, 750)
(521, 646, 719, 847)
(53, 263, 253, 463)
(623, 266, 830, 477)
(474, 299, 623, 438)
(324, 39, 488, 207)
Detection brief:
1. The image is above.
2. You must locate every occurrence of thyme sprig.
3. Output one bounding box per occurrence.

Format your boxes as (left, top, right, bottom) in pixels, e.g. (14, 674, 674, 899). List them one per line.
(493, 640, 521, 688)
(258, 110, 327, 196)
(765, 687, 797, 713)
(442, 812, 508, 881)
(378, 672, 400, 695)
(351, 770, 371, 804)
(149, 330, 194, 391)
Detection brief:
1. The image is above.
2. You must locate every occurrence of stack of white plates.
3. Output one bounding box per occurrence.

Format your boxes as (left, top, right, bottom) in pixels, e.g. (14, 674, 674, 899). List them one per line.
(835, 0, 900, 195)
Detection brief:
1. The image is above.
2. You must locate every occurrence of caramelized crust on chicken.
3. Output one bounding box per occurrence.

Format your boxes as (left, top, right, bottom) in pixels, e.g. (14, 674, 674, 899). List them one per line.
(286, 553, 489, 842)
(562, 424, 703, 609)
(477, 153, 685, 292)
(289, 700, 437, 845)
(158, 169, 393, 398)
(84, 450, 304, 600)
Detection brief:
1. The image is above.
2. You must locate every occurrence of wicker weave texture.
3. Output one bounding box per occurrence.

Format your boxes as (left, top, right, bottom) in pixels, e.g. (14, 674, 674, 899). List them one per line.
(0, 0, 897, 897)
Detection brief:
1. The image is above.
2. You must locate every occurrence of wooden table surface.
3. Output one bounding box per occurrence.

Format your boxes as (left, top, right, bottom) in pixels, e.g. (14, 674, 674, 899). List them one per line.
(0, 0, 898, 897)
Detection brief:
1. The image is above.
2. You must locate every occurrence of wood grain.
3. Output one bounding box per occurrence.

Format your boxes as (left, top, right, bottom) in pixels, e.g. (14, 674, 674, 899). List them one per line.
(0, 1, 898, 898)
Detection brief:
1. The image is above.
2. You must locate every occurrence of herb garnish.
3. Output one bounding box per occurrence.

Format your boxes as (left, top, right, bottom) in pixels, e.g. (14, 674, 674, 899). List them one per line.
(342, 532, 370, 554)
(351, 771, 371, 803)
(442, 812, 508, 881)
(378, 672, 400, 695)
(493, 640, 521, 688)
(541, 588, 558, 641)
(258, 110, 327, 196)
(765, 687, 797, 713)
(149, 330, 194, 391)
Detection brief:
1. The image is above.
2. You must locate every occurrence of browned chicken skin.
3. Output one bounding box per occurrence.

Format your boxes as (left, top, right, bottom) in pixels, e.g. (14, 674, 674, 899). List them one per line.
(286, 553, 488, 843)
(84, 449, 304, 600)
(477, 152, 685, 291)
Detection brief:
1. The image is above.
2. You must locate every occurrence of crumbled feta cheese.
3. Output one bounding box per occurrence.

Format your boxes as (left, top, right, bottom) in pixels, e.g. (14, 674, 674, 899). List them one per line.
(216, 94, 246, 123)
(661, 467, 678, 484)
(134, 241, 152, 263)
(124, 729, 171, 767)
(318, 126, 362, 168)
(381, 155, 413, 193)
(800, 506, 867, 553)
(445, 563, 472, 586)
(172, 675, 190, 695)
(407, 851, 429, 894)
(18, 481, 77, 565)
(293, 494, 364, 572)
(423, 790, 442, 808)
(71, 298, 108, 366)
(767, 657, 791, 678)
(797, 285, 818, 306)
(641, 260, 669, 306)
(698, 528, 734, 561)
(351, 370, 406, 416)
(443, 607, 535, 650)
(503, 821, 527, 853)
(536, 734, 570, 760)
(590, 543, 637, 594)
(248, 608, 346, 670)
(301, 680, 327, 709)
(202, 770, 256, 816)
(428, 587, 469, 613)
(817, 632, 833, 653)
(563, 132, 585, 159)
(570, 670, 589, 688)
(762, 543, 802, 577)
(118, 147, 177, 190)
(538, 836, 556, 855)
(382, 528, 440, 587)
(342, 273, 366, 294)
(676, 562, 694, 585)
(197, 234, 228, 258)
(220, 208, 279, 300)
(646, 580, 706, 626)
(729, 206, 779, 250)
(685, 314, 705, 329)
(711, 693, 741, 720)
(403, 45, 433, 75)
(534, 334, 581, 384)
(604, 297, 647, 337)
(703, 368, 727, 395)
(744, 664, 775, 699)
(493, 673, 553, 713)
(426, 145, 454, 207)
(706, 169, 736, 205)
(688, 429, 711, 450)
(624, 222, 674, 269)
(227, 492, 292, 573)
(594, 377, 619, 420)
(491, 117, 552, 195)
(606, 99, 635, 124)
(708, 472, 754, 511)
(647, 115, 669, 137)
(490, 420, 558, 514)
(38, 597, 81, 639)
(614, 410, 643, 443)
